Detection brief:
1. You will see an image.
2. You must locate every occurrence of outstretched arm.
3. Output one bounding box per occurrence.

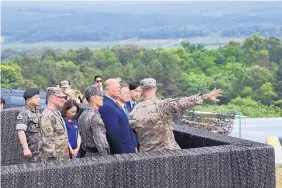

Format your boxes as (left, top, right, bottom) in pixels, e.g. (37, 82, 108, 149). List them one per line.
(160, 88, 223, 115)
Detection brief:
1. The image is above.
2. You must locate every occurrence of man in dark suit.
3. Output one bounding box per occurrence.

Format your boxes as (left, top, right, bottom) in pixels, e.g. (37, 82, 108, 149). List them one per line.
(99, 78, 136, 154)
(126, 82, 142, 113)
(93, 75, 103, 91)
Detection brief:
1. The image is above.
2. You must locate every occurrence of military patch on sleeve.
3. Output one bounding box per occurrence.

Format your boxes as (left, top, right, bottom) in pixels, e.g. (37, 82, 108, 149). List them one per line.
(170, 101, 178, 107)
(16, 113, 23, 120)
(44, 127, 52, 134)
(40, 119, 53, 135)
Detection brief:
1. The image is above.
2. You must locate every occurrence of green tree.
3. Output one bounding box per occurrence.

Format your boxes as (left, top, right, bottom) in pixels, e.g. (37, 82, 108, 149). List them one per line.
(0, 64, 24, 89)
(241, 65, 274, 91)
(253, 82, 278, 105)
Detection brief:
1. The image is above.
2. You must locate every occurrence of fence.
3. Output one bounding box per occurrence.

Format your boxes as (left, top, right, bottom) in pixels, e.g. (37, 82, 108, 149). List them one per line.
(1, 108, 275, 188)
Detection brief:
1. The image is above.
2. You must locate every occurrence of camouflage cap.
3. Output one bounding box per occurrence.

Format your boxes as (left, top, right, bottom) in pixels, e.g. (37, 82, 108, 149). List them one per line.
(61, 80, 70, 87)
(84, 85, 105, 99)
(140, 78, 157, 90)
(46, 87, 66, 98)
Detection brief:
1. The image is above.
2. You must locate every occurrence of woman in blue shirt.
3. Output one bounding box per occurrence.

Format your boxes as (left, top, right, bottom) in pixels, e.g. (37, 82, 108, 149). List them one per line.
(61, 100, 81, 158)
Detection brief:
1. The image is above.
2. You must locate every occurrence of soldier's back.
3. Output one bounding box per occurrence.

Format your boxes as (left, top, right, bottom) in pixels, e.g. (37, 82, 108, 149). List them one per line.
(78, 108, 109, 154)
(79, 108, 106, 141)
(129, 98, 180, 152)
(79, 109, 96, 146)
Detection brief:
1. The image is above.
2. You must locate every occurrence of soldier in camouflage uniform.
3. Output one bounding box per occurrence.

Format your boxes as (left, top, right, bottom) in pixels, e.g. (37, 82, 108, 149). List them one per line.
(129, 78, 223, 152)
(78, 85, 110, 156)
(39, 87, 69, 161)
(16, 88, 43, 162)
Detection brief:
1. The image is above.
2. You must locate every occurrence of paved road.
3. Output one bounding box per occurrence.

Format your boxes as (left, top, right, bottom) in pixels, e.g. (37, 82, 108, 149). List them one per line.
(230, 118, 282, 164)
(275, 148, 282, 165)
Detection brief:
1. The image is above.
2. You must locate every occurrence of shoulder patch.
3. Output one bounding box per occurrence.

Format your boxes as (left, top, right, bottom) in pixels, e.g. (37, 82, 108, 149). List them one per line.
(16, 113, 24, 120)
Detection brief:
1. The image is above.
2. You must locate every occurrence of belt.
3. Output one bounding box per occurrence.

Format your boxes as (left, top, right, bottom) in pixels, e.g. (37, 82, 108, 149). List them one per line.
(83, 146, 98, 153)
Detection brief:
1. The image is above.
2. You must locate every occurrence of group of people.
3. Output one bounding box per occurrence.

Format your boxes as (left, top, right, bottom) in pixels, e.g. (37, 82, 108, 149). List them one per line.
(14, 75, 223, 162)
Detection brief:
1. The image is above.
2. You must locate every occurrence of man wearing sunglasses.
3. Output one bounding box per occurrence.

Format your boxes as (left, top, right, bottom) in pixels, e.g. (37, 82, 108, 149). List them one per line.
(61, 80, 71, 92)
(94, 75, 103, 91)
(39, 87, 69, 161)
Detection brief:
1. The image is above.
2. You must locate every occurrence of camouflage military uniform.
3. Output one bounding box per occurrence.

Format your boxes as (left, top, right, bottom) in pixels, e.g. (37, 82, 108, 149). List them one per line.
(78, 107, 109, 156)
(129, 78, 209, 152)
(39, 107, 69, 160)
(16, 105, 43, 162)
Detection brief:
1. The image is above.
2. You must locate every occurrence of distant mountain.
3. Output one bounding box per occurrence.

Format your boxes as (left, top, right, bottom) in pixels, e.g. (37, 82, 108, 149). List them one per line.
(2, 1, 282, 43)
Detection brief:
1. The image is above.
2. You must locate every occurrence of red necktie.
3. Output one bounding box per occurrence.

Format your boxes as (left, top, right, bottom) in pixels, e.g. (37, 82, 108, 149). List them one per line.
(116, 101, 122, 110)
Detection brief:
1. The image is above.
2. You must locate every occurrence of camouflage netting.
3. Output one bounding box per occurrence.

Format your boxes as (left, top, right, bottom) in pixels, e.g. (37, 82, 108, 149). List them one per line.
(174, 111, 236, 135)
(1, 107, 27, 166)
(1, 109, 275, 188)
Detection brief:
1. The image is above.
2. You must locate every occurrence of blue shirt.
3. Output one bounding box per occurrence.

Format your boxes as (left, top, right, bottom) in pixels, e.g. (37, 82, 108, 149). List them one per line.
(64, 118, 79, 149)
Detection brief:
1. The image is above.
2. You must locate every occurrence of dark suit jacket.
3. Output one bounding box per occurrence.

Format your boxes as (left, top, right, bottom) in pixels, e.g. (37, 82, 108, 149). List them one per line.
(126, 101, 133, 113)
(126, 101, 139, 149)
(99, 96, 136, 154)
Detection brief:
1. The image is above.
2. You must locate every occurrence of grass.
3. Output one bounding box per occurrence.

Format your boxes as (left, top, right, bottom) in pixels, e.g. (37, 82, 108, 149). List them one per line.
(1, 37, 246, 50)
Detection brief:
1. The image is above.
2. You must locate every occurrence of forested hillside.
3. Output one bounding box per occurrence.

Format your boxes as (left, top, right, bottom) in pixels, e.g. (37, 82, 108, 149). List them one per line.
(1, 34, 282, 117)
(2, 2, 282, 43)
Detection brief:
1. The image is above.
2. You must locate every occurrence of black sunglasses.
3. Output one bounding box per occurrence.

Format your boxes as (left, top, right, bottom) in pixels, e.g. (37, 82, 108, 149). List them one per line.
(61, 96, 69, 100)
(59, 93, 70, 100)
(96, 80, 103, 83)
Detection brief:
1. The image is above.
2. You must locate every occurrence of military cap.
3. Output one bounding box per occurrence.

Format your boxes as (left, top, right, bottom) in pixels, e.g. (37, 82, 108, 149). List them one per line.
(84, 85, 105, 99)
(23, 88, 40, 100)
(140, 78, 157, 90)
(46, 87, 66, 98)
(61, 80, 71, 87)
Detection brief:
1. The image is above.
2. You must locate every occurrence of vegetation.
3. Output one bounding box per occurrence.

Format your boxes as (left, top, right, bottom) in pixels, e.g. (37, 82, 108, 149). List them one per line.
(1, 34, 282, 117)
(2, 2, 282, 43)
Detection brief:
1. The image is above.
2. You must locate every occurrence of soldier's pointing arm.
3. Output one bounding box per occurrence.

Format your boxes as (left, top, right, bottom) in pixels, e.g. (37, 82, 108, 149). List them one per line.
(160, 93, 209, 115)
(160, 88, 223, 115)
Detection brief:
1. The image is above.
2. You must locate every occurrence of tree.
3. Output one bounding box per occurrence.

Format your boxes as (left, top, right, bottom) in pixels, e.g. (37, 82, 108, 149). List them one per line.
(219, 41, 244, 63)
(241, 87, 253, 98)
(241, 65, 274, 91)
(111, 45, 143, 66)
(253, 82, 278, 105)
(181, 41, 205, 53)
(2, 35, 282, 117)
(266, 37, 282, 64)
(243, 33, 267, 65)
(183, 72, 213, 95)
(0, 64, 24, 89)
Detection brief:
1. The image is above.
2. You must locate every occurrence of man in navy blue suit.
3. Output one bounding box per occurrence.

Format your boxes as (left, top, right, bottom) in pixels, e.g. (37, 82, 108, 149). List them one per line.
(99, 78, 136, 154)
(126, 82, 142, 113)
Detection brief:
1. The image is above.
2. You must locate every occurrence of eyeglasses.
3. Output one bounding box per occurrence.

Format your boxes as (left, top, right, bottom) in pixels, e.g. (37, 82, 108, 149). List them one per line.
(96, 80, 103, 83)
(63, 93, 70, 100)
(56, 96, 68, 100)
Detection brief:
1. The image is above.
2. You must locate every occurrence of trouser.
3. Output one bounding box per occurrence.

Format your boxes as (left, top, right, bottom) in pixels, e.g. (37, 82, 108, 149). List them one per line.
(83, 146, 99, 157)
(79, 147, 87, 158)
